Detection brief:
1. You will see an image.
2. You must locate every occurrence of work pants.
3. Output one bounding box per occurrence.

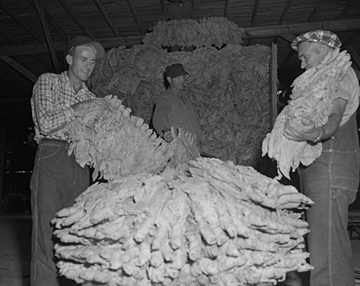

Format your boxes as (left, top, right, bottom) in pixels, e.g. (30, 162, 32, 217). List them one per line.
(30, 139, 90, 286)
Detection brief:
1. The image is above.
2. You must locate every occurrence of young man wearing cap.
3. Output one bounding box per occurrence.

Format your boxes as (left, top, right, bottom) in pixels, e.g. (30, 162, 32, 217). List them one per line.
(284, 30, 360, 286)
(152, 63, 202, 146)
(30, 36, 106, 286)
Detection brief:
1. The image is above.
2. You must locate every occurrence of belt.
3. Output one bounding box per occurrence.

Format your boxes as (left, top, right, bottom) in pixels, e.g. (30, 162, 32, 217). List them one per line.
(40, 138, 68, 148)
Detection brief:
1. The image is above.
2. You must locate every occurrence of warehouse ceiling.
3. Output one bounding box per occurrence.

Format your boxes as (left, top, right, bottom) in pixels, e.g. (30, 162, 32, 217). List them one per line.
(0, 0, 359, 130)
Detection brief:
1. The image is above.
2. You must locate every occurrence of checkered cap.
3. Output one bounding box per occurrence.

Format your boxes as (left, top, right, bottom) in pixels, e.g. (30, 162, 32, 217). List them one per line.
(291, 30, 342, 51)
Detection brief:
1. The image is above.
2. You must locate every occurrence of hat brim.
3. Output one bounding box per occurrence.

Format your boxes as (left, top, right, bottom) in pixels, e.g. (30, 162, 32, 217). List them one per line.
(84, 42, 105, 59)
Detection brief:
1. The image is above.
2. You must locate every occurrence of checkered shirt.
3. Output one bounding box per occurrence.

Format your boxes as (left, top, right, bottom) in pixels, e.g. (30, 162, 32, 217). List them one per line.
(291, 30, 342, 51)
(31, 71, 95, 142)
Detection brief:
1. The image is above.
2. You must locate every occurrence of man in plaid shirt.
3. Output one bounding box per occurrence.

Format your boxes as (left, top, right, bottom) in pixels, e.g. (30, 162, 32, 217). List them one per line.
(30, 36, 106, 286)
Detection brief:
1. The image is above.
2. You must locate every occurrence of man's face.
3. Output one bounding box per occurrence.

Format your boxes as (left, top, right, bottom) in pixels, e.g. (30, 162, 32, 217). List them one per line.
(297, 41, 325, 70)
(68, 45, 96, 82)
(170, 75, 187, 91)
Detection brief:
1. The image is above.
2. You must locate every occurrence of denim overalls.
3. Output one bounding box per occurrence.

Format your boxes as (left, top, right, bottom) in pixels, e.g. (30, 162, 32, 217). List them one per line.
(298, 111, 359, 286)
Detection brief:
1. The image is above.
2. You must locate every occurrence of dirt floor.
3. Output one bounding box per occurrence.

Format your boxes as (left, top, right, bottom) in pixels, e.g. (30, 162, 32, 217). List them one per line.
(0, 212, 359, 286)
(0, 213, 31, 286)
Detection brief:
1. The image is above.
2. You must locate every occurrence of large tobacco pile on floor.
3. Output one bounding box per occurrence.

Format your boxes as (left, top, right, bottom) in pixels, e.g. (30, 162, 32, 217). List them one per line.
(53, 158, 313, 286)
(88, 18, 270, 166)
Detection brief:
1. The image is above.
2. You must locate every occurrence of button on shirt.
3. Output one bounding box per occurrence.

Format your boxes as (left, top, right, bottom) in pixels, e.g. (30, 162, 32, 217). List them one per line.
(31, 71, 95, 143)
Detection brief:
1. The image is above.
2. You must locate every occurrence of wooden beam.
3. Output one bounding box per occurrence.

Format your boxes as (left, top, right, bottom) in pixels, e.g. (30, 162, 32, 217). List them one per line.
(0, 58, 35, 87)
(58, 0, 94, 38)
(92, 0, 120, 37)
(0, 0, 43, 43)
(342, 31, 360, 48)
(247, 0, 260, 45)
(34, 0, 60, 73)
(159, 0, 165, 13)
(224, 0, 229, 18)
(307, 0, 325, 22)
(0, 127, 5, 204)
(0, 28, 20, 45)
(279, 34, 296, 43)
(250, 0, 260, 27)
(124, 0, 144, 34)
(347, 45, 360, 70)
(336, 0, 357, 20)
(1, 19, 360, 57)
(191, 0, 197, 14)
(273, 0, 294, 43)
(243, 19, 360, 39)
(278, 0, 294, 24)
(0, 56, 37, 83)
(27, 0, 68, 40)
(270, 43, 278, 125)
(0, 36, 140, 56)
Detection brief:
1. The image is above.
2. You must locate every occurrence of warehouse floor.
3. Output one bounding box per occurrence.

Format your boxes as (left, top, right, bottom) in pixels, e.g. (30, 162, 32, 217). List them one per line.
(0, 213, 359, 286)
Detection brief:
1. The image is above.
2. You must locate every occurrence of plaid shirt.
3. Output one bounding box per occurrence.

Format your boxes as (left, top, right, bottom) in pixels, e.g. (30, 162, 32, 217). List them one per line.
(31, 71, 95, 142)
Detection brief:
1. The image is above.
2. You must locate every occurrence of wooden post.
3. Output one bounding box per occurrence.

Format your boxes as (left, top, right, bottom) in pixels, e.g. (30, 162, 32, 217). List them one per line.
(0, 127, 5, 205)
(270, 42, 278, 127)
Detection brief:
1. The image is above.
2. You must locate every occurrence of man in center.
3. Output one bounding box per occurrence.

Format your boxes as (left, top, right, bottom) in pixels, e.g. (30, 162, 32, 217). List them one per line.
(152, 63, 203, 146)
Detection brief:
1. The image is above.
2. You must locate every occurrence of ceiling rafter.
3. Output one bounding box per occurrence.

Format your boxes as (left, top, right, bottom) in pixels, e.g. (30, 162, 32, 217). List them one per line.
(224, 0, 229, 18)
(336, 0, 357, 20)
(0, 28, 21, 45)
(278, 0, 294, 24)
(279, 34, 296, 43)
(1, 19, 359, 57)
(34, 0, 60, 73)
(273, 0, 295, 44)
(347, 45, 360, 69)
(27, 0, 68, 40)
(0, 0, 43, 43)
(250, 0, 260, 27)
(92, 0, 120, 37)
(58, 0, 94, 38)
(0, 56, 37, 83)
(247, 0, 261, 45)
(191, 0, 197, 13)
(343, 31, 360, 48)
(307, 0, 325, 22)
(124, 0, 144, 34)
(159, 0, 165, 13)
(0, 19, 49, 78)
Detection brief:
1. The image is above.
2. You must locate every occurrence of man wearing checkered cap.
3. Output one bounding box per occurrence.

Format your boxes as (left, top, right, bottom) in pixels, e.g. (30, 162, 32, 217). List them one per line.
(285, 30, 360, 286)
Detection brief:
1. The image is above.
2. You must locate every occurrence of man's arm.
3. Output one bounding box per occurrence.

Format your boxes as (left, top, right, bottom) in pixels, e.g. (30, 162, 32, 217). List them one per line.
(284, 97, 347, 142)
(152, 98, 172, 136)
(32, 74, 73, 135)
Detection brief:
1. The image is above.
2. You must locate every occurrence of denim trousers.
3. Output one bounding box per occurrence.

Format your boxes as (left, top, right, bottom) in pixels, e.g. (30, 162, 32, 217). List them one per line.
(30, 139, 90, 286)
(298, 115, 359, 286)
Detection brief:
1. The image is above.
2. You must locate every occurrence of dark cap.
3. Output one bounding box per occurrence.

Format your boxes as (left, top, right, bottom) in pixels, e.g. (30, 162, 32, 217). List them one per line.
(166, 63, 189, 78)
(66, 35, 105, 59)
(291, 30, 341, 51)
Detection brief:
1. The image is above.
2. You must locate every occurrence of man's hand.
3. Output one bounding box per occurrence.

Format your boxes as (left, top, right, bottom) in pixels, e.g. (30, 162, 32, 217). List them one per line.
(284, 118, 319, 142)
(72, 98, 108, 116)
(162, 128, 174, 143)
